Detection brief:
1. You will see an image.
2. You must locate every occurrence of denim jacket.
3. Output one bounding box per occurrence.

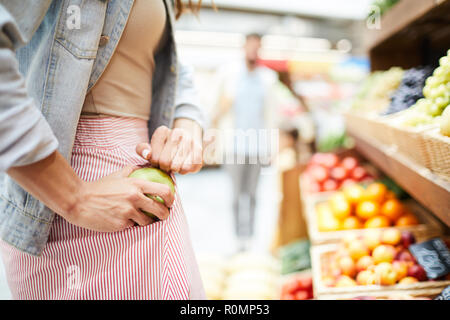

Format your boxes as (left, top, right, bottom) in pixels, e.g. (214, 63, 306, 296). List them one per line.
(0, 0, 205, 256)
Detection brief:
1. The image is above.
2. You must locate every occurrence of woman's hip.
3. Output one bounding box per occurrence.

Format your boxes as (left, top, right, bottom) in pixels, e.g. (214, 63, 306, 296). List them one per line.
(71, 116, 149, 180)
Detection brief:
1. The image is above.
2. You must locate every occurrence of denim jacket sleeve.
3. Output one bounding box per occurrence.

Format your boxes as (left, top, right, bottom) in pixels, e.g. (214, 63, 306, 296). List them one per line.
(0, 2, 58, 172)
(174, 59, 207, 130)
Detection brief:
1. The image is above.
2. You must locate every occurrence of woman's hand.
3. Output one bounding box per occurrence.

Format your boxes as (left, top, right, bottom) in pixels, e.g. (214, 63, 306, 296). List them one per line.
(8, 152, 173, 232)
(67, 166, 174, 231)
(136, 119, 204, 174)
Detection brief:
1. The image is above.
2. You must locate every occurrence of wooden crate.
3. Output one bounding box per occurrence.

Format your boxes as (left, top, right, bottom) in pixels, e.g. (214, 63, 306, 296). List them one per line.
(388, 123, 436, 168)
(317, 288, 443, 300)
(311, 242, 450, 299)
(424, 129, 450, 181)
(304, 196, 444, 246)
(299, 175, 335, 205)
(344, 113, 398, 147)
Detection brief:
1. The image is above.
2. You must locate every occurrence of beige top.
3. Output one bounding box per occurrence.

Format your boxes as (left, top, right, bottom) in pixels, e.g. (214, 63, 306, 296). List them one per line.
(81, 0, 167, 120)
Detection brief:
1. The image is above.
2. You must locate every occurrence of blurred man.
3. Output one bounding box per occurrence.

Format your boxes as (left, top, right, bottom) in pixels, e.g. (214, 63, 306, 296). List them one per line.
(212, 33, 277, 251)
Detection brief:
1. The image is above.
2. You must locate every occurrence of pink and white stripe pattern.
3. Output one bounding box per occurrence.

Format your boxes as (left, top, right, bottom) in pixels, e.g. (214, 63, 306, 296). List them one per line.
(0, 116, 205, 300)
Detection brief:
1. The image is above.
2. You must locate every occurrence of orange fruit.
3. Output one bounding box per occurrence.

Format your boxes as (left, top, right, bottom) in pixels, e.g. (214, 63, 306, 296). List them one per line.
(399, 276, 419, 284)
(356, 201, 380, 220)
(334, 275, 357, 288)
(317, 203, 342, 232)
(364, 183, 387, 203)
(343, 184, 365, 204)
(380, 199, 404, 221)
(385, 190, 397, 200)
(364, 215, 391, 228)
(330, 192, 347, 204)
(395, 213, 419, 227)
(342, 216, 363, 230)
(331, 199, 352, 220)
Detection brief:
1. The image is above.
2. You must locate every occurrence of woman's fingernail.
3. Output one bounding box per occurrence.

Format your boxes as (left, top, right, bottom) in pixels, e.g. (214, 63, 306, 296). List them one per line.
(142, 149, 150, 159)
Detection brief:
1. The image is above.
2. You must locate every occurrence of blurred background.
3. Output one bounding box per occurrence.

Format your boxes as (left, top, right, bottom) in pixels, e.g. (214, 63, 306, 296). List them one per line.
(174, 0, 450, 301)
(174, 0, 372, 297)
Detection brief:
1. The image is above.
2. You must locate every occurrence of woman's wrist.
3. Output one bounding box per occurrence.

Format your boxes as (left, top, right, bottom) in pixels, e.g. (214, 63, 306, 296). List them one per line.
(173, 118, 203, 144)
(63, 179, 86, 220)
(7, 151, 85, 219)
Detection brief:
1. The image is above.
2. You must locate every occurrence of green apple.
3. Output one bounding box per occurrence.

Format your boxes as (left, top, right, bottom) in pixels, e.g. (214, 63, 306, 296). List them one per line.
(128, 167, 175, 219)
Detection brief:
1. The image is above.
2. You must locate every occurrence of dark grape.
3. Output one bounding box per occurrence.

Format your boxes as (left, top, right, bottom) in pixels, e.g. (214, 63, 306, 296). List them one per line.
(383, 66, 434, 115)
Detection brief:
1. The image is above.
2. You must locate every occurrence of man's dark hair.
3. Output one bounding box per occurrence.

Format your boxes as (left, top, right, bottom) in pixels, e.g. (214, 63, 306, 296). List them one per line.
(246, 33, 262, 41)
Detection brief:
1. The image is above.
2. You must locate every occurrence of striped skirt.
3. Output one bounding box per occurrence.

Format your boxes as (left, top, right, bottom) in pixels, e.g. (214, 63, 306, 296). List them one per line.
(0, 116, 205, 300)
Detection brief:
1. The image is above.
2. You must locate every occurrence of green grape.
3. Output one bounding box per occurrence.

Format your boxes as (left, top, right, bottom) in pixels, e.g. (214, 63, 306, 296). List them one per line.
(402, 111, 434, 127)
(429, 87, 441, 99)
(415, 99, 431, 113)
(433, 66, 446, 78)
(426, 76, 440, 88)
(427, 103, 443, 116)
(436, 83, 448, 97)
(439, 56, 449, 67)
(423, 85, 432, 98)
(435, 96, 449, 109)
(440, 106, 450, 136)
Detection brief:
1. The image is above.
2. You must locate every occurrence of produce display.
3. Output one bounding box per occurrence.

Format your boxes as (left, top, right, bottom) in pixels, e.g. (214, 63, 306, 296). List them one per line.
(351, 67, 403, 114)
(384, 66, 433, 115)
(321, 229, 430, 287)
(316, 182, 419, 232)
(398, 50, 450, 133)
(351, 294, 431, 300)
(197, 254, 228, 300)
(279, 239, 311, 275)
(440, 106, 450, 137)
(197, 253, 281, 300)
(303, 153, 373, 193)
(281, 275, 314, 300)
(317, 130, 349, 153)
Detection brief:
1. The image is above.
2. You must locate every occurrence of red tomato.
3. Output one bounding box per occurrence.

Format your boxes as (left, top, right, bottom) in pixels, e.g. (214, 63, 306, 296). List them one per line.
(281, 293, 296, 300)
(352, 166, 367, 181)
(360, 177, 373, 184)
(321, 153, 339, 168)
(322, 179, 338, 191)
(294, 290, 310, 300)
(296, 277, 313, 290)
(341, 157, 358, 171)
(309, 165, 329, 183)
(309, 181, 322, 193)
(340, 179, 357, 188)
(330, 166, 349, 181)
(310, 153, 326, 165)
(282, 281, 300, 295)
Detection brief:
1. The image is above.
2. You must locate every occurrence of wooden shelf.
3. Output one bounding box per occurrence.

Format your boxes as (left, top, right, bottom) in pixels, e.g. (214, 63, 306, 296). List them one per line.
(347, 128, 450, 228)
(367, 0, 450, 71)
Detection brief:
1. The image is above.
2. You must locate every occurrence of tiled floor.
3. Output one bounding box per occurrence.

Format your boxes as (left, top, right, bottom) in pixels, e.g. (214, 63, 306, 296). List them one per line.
(0, 166, 279, 299)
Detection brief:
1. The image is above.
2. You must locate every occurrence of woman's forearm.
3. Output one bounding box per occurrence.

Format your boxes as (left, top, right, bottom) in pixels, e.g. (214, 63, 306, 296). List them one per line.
(6, 149, 174, 231)
(6, 151, 82, 218)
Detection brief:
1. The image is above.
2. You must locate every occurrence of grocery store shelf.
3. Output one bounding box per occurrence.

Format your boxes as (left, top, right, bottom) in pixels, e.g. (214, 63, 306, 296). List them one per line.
(367, 0, 450, 70)
(367, 0, 440, 50)
(347, 128, 450, 227)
